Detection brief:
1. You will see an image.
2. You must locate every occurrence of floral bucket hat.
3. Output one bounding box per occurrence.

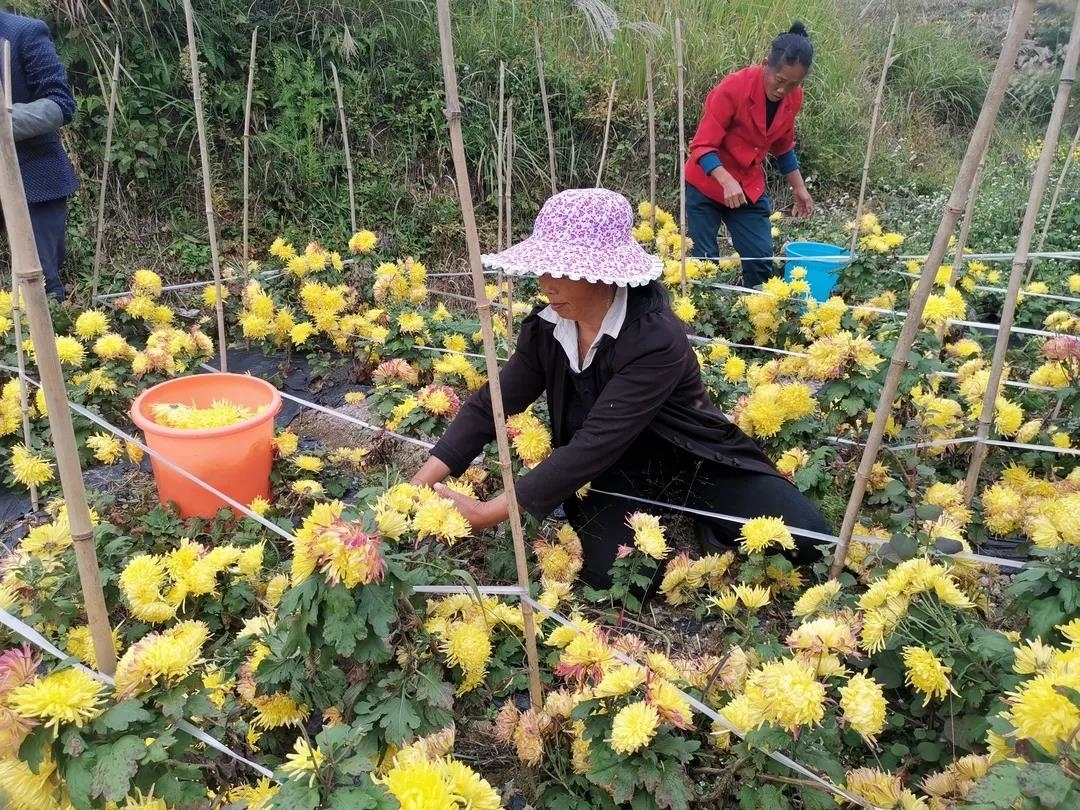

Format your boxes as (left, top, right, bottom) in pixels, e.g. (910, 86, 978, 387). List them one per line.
(481, 188, 663, 287)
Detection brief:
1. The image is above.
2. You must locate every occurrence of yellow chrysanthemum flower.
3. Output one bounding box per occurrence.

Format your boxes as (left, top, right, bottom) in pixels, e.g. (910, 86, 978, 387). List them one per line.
(74, 309, 109, 339)
(377, 757, 457, 807)
(8, 667, 109, 730)
(843, 768, 904, 809)
(739, 516, 796, 554)
(441, 620, 493, 695)
(608, 700, 660, 754)
(132, 268, 163, 297)
(113, 620, 210, 699)
(86, 432, 123, 465)
(10, 443, 54, 488)
(671, 295, 697, 324)
(733, 584, 771, 610)
(281, 736, 324, 787)
(348, 230, 378, 254)
(251, 693, 310, 730)
(792, 580, 841, 617)
(292, 455, 324, 473)
(902, 646, 953, 703)
(93, 332, 133, 360)
(745, 658, 825, 732)
(413, 497, 471, 544)
(626, 512, 668, 559)
(838, 672, 887, 741)
(593, 664, 646, 698)
(723, 356, 747, 383)
(1005, 673, 1080, 754)
(0, 752, 64, 810)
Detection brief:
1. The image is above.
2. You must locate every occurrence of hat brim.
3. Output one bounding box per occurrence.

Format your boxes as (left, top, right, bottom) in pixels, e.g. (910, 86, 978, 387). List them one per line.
(481, 236, 663, 287)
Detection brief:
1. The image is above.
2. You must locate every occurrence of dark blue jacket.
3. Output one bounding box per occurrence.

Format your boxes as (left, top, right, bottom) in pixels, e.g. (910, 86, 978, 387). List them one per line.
(0, 11, 78, 203)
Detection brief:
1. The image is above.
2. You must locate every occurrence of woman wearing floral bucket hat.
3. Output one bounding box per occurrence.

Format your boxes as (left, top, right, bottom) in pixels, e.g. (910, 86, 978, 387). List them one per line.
(412, 188, 828, 589)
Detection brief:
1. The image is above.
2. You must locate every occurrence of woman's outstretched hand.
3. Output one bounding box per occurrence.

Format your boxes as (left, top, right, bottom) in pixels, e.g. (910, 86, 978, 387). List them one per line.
(710, 166, 747, 208)
(792, 187, 814, 218)
(433, 484, 509, 532)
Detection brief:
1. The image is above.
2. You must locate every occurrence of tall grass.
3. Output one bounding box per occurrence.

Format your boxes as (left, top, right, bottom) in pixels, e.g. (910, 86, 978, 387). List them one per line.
(440, 0, 871, 214)
(28, 0, 1053, 282)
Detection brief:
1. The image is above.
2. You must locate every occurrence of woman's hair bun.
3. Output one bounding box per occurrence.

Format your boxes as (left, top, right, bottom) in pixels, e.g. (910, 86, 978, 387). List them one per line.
(788, 21, 809, 38)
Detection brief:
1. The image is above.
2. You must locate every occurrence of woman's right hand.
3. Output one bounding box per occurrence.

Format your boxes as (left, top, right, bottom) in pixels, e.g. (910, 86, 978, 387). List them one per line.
(410, 456, 451, 487)
(711, 167, 746, 208)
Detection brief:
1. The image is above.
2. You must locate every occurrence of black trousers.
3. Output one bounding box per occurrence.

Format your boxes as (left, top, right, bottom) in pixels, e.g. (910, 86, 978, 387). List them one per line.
(562, 439, 830, 589)
(0, 197, 67, 300)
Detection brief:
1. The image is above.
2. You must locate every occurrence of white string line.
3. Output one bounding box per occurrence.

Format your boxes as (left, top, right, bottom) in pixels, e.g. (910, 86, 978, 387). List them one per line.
(427, 249, 1080, 266)
(518, 594, 882, 810)
(91, 270, 287, 302)
(426, 269, 500, 278)
(891, 269, 1080, 304)
(691, 278, 1078, 340)
(698, 249, 1080, 263)
(194, 362, 440, 451)
(588, 487, 1026, 571)
(0, 606, 277, 780)
(428, 287, 515, 310)
(828, 434, 1080, 456)
(413, 584, 528, 596)
(932, 370, 1056, 393)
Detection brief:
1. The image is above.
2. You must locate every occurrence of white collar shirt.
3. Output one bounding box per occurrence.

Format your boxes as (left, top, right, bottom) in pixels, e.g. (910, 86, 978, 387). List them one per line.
(537, 285, 628, 373)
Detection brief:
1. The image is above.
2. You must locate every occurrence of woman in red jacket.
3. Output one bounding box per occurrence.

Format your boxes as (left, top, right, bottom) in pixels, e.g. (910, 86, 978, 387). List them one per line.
(685, 22, 815, 287)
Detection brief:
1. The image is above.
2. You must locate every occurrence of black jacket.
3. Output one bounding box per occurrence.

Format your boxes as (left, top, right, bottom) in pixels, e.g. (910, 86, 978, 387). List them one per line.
(431, 281, 780, 518)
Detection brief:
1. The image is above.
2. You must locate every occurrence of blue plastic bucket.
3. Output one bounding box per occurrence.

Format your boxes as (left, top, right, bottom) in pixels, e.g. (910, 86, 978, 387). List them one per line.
(783, 241, 850, 301)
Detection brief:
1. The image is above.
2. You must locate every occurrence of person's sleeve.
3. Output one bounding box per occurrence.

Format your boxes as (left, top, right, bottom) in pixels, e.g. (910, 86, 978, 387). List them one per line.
(514, 319, 687, 518)
(688, 81, 737, 164)
(18, 19, 76, 125)
(12, 99, 65, 141)
(774, 148, 799, 175)
(430, 315, 547, 476)
(697, 152, 723, 175)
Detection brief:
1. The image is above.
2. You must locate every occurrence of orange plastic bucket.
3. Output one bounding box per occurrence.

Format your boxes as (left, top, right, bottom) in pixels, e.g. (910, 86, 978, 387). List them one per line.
(129, 373, 282, 518)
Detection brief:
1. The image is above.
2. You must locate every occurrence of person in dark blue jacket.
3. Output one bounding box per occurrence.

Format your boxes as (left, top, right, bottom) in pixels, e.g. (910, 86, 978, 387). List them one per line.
(1, 10, 78, 300)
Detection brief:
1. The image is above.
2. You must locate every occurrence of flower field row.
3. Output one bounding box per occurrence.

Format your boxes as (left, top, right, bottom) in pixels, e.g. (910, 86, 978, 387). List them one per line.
(0, 203, 1078, 808)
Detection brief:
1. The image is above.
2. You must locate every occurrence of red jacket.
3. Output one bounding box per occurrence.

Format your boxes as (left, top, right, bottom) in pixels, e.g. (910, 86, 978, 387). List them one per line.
(685, 65, 803, 205)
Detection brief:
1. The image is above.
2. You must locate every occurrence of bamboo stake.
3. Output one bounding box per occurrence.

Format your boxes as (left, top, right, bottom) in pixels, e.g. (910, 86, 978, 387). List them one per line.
(496, 61, 505, 250)
(595, 79, 616, 187)
(646, 51, 657, 232)
(10, 279, 38, 512)
(242, 28, 258, 268)
(676, 18, 688, 295)
(0, 43, 116, 675)
(964, 0, 1080, 505)
(1035, 117, 1080, 257)
(535, 27, 557, 195)
(182, 0, 228, 372)
(505, 97, 514, 246)
(504, 273, 515, 348)
(849, 14, 899, 257)
(330, 63, 357, 234)
(90, 45, 121, 302)
(434, 0, 543, 707)
(830, 0, 1036, 578)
